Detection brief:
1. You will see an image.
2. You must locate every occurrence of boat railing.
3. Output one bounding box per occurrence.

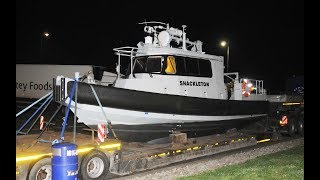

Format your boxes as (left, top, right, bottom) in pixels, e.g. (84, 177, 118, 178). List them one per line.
(240, 78, 266, 95)
(113, 46, 141, 59)
(224, 72, 266, 98)
(113, 46, 147, 77)
(224, 72, 239, 83)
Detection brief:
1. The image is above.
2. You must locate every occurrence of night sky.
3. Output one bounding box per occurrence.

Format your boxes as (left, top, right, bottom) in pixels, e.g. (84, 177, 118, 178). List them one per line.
(16, 1, 304, 93)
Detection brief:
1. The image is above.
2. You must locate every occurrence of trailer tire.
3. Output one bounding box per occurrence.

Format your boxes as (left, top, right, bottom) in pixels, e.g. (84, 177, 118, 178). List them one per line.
(297, 118, 304, 136)
(288, 119, 297, 137)
(28, 158, 52, 180)
(80, 150, 109, 180)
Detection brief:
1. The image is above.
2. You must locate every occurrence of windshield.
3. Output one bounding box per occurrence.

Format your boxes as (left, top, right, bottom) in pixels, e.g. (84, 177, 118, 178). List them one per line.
(133, 56, 163, 74)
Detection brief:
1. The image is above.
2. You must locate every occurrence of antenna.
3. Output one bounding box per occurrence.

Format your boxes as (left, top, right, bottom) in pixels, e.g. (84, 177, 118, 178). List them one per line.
(182, 25, 187, 50)
(144, 19, 147, 26)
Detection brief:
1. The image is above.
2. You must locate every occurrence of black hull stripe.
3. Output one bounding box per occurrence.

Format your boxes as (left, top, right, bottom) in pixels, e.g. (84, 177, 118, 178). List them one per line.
(68, 82, 269, 116)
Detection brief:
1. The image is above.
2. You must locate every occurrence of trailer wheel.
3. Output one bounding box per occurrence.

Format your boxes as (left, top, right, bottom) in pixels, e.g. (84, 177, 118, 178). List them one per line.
(28, 158, 52, 180)
(288, 119, 297, 137)
(80, 150, 109, 180)
(297, 119, 304, 136)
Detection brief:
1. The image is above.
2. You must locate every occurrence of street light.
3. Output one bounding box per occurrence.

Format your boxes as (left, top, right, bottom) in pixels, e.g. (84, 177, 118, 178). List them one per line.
(40, 31, 50, 59)
(41, 31, 50, 49)
(220, 41, 230, 72)
(44, 32, 50, 37)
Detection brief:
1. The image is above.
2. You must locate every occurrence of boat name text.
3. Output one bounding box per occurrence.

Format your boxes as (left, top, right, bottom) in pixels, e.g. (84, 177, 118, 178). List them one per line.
(180, 81, 209, 87)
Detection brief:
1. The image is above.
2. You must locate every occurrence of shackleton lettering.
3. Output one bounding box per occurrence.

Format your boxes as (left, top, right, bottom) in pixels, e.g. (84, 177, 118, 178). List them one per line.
(180, 81, 209, 87)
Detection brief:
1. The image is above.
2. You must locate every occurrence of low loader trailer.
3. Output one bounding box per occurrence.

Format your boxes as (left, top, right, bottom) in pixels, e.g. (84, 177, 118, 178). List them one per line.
(16, 129, 260, 180)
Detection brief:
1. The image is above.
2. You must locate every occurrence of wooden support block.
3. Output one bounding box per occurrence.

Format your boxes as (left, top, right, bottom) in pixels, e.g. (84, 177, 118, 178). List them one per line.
(169, 133, 187, 143)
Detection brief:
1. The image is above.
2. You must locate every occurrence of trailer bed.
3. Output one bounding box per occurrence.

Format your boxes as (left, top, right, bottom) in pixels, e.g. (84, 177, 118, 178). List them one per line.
(110, 132, 257, 175)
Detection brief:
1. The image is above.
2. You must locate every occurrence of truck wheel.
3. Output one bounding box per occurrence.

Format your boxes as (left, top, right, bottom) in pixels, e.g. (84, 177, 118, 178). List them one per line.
(80, 150, 109, 180)
(28, 158, 52, 180)
(297, 119, 304, 136)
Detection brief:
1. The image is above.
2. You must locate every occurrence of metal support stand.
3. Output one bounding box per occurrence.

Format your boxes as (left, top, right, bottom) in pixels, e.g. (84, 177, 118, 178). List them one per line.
(89, 84, 118, 139)
(60, 80, 77, 141)
(73, 72, 79, 143)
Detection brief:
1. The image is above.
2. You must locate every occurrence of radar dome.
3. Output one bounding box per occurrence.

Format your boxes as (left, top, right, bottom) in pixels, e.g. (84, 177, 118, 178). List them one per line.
(158, 31, 171, 47)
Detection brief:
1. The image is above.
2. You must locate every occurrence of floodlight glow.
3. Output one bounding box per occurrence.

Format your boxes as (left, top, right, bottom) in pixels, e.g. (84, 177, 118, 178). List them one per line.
(220, 41, 227, 47)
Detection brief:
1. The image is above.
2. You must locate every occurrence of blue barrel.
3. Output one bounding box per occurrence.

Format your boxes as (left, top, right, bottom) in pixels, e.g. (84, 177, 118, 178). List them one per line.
(52, 142, 78, 180)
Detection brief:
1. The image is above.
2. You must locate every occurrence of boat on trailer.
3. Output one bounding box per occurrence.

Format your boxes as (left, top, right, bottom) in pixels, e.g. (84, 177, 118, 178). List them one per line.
(54, 22, 269, 142)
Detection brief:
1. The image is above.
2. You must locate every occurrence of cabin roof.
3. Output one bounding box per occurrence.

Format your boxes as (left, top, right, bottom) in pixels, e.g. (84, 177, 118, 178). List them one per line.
(135, 46, 223, 62)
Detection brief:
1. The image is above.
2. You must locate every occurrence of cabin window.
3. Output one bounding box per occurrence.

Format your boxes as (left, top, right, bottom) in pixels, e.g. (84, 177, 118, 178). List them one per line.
(199, 60, 212, 77)
(133, 56, 163, 74)
(162, 56, 212, 77)
(175, 56, 187, 75)
(133, 57, 147, 73)
(185, 58, 199, 75)
(165, 56, 177, 74)
(146, 56, 163, 73)
(132, 55, 212, 78)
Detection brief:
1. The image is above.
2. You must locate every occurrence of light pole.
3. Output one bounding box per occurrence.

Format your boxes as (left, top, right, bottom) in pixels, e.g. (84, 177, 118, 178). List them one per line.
(220, 41, 229, 72)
